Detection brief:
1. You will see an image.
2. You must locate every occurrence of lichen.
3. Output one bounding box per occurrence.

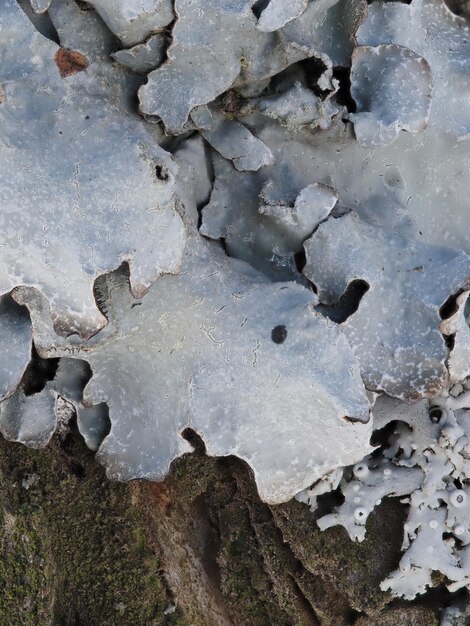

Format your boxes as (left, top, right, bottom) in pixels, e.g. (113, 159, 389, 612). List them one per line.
(2, 0, 470, 612)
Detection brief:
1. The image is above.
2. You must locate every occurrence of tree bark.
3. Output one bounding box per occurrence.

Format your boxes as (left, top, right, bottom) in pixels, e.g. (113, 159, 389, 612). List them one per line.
(0, 424, 449, 625)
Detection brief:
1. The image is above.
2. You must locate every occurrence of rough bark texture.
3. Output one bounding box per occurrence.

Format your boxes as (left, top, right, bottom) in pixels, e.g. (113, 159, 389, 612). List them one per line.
(0, 422, 458, 626)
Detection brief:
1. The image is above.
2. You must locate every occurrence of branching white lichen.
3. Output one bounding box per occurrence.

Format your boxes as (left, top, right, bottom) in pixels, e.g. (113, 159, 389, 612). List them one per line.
(299, 391, 470, 598)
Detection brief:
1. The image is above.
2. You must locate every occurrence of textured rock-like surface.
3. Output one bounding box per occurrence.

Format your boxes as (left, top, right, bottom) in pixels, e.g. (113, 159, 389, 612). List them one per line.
(0, 424, 443, 625)
(350, 45, 432, 147)
(1, 0, 185, 337)
(304, 211, 470, 399)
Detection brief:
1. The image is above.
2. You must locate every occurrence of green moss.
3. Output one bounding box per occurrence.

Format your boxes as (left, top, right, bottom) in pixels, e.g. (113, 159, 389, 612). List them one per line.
(0, 430, 444, 625)
(218, 500, 290, 626)
(0, 430, 186, 626)
(271, 497, 410, 615)
(355, 606, 439, 626)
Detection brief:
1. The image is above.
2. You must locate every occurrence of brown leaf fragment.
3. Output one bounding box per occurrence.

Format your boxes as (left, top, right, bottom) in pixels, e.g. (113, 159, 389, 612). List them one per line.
(54, 48, 89, 78)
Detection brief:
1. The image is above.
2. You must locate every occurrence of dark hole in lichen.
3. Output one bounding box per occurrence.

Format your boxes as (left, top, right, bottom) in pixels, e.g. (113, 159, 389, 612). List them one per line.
(271, 325, 287, 344)
(370, 420, 400, 449)
(219, 237, 229, 256)
(345, 608, 365, 624)
(93, 262, 131, 320)
(394, 446, 405, 460)
(440, 290, 463, 320)
(21, 345, 59, 397)
(315, 485, 345, 519)
(294, 249, 307, 273)
(429, 407, 443, 423)
(251, 0, 270, 18)
(299, 56, 330, 97)
(333, 66, 356, 113)
(181, 427, 207, 454)
(155, 164, 169, 181)
(315, 279, 369, 324)
(444, 333, 455, 351)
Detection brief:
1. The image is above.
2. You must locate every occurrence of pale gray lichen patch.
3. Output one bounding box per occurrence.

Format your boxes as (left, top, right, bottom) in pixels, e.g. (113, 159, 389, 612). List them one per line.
(256, 0, 309, 32)
(357, 0, 470, 138)
(1, 0, 186, 338)
(29, 0, 52, 14)
(111, 33, 169, 74)
(0, 387, 56, 449)
(0, 357, 106, 450)
(259, 182, 338, 249)
(138, 0, 325, 133)
(25, 142, 373, 505)
(303, 211, 470, 400)
(350, 44, 432, 147)
(86, 0, 174, 46)
(197, 113, 274, 171)
(253, 81, 341, 130)
(282, 0, 367, 66)
(81, 245, 372, 504)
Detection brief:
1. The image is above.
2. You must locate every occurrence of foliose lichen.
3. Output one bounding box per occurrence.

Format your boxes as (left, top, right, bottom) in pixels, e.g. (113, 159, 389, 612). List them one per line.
(1, 0, 470, 607)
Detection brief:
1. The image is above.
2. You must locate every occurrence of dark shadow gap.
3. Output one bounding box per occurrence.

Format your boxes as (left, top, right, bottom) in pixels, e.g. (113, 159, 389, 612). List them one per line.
(333, 66, 356, 113)
(197, 138, 216, 230)
(16, 0, 60, 43)
(440, 290, 463, 320)
(21, 345, 59, 396)
(299, 57, 330, 97)
(251, 0, 270, 19)
(315, 279, 369, 324)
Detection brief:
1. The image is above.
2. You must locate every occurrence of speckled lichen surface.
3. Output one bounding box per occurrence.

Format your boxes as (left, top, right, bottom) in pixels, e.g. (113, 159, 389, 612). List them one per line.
(1, 0, 470, 619)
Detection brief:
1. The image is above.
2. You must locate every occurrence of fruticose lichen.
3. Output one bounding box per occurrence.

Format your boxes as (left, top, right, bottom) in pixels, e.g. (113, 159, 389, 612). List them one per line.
(2, 0, 470, 607)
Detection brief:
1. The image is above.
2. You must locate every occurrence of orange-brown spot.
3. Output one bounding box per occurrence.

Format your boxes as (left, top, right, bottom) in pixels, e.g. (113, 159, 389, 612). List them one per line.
(54, 48, 89, 78)
(148, 482, 173, 515)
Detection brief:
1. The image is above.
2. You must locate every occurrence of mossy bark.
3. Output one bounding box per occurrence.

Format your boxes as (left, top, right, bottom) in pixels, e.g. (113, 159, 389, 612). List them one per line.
(0, 424, 450, 626)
